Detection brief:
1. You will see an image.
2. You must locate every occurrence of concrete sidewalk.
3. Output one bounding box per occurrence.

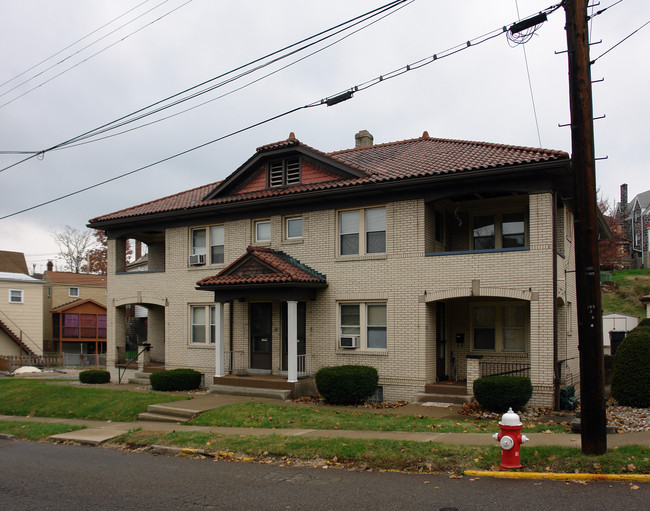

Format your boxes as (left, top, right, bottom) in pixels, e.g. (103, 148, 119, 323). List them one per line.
(0, 391, 648, 448)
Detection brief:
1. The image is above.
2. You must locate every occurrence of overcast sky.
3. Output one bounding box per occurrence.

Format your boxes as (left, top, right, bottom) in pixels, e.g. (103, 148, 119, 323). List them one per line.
(1, 0, 648, 273)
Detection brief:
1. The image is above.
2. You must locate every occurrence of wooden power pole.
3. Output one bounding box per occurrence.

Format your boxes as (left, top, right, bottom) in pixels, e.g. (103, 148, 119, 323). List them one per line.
(564, 0, 607, 454)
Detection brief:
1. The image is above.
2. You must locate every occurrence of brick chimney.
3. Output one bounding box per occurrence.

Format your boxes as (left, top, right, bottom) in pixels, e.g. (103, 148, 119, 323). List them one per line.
(46, 260, 53, 272)
(355, 130, 374, 148)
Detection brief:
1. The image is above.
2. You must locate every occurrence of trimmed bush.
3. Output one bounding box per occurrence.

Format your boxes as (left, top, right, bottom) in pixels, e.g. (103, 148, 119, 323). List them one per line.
(611, 326, 650, 408)
(473, 376, 532, 413)
(150, 368, 202, 391)
(79, 369, 110, 384)
(315, 365, 378, 405)
(637, 318, 650, 329)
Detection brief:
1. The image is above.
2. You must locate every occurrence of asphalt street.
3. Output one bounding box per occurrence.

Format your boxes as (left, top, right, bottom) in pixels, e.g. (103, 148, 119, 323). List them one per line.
(1, 440, 648, 511)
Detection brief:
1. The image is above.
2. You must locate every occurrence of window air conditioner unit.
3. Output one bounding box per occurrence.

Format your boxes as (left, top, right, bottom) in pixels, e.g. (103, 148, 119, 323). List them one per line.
(189, 254, 206, 265)
(340, 335, 360, 349)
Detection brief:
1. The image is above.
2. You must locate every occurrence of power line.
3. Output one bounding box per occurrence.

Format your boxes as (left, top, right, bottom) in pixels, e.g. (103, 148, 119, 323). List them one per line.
(0, 0, 407, 171)
(0, 3, 564, 221)
(0, 0, 192, 108)
(0, 0, 153, 90)
(591, 18, 650, 64)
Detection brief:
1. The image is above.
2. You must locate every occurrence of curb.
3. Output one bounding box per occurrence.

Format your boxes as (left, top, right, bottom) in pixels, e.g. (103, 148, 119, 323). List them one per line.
(465, 470, 650, 483)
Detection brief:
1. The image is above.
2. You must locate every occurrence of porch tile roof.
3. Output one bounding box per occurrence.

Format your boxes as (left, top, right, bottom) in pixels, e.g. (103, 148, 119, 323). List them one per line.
(196, 246, 326, 288)
(89, 133, 569, 224)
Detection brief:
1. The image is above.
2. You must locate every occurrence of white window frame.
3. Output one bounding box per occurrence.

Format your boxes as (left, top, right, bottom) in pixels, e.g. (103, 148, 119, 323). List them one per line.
(338, 301, 387, 350)
(190, 225, 225, 265)
(209, 225, 225, 265)
(190, 305, 216, 345)
(69, 287, 79, 297)
(9, 289, 24, 304)
(255, 219, 271, 243)
(285, 216, 303, 240)
(338, 206, 386, 256)
(471, 302, 528, 353)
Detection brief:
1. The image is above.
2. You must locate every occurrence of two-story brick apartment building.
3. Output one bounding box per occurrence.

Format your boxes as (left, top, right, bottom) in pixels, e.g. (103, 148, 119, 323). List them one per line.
(89, 131, 579, 407)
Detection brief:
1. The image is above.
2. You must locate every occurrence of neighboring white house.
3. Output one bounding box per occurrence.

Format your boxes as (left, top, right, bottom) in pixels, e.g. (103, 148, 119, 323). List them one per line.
(602, 312, 639, 356)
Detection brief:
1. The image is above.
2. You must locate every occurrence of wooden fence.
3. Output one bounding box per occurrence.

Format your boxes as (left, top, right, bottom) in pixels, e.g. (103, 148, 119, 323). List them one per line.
(0, 354, 65, 372)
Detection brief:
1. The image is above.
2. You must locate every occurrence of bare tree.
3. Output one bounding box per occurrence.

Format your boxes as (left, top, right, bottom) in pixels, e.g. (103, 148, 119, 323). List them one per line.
(51, 226, 96, 273)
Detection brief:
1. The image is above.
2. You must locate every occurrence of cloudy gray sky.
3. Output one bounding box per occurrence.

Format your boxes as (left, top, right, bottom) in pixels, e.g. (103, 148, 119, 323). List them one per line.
(1, 0, 648, 273)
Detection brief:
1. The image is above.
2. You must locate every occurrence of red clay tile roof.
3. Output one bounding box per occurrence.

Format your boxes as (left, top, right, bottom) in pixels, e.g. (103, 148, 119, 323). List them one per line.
(196, 246, 326, 288)
(44, 271, 107, 286)
(90, 133, 569, 224)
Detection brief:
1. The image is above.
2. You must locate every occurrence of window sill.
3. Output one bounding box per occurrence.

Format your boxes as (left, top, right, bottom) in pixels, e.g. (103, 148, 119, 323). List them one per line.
(335, 349, 388, 356)
(335, 253, 387, 262)
(425, 247, 529, 257)
(189, 344, 215, 349)
(187, 264, 224, 271)
(282, 238, 304, 245)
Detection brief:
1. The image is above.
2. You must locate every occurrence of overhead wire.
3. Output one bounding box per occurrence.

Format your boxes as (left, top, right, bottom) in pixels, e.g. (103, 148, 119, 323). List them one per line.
(0, 0, 192, 108)
(0, 0, 153, 90)
(0, 3, 565, 221)
(591, 18, 650, 64)
(0, 0, 407, 171)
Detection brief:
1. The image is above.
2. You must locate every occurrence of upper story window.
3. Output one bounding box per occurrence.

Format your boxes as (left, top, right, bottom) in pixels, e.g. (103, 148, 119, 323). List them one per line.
(69, 287, 79, 297)
(191, 225, 224, 265)
(472, 211, 526, 250)
(339, 207, 386, 256)
(269, 158, 301, 188)
(9, 289, 23, 303)
(285, 216, 303, 240)
(255, 220, 271, 243)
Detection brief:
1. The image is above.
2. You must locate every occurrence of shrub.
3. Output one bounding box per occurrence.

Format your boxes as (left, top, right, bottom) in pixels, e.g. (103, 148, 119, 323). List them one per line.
(473, 376, 532, 413)
(637, 318, 650, 329)
(150, 368, 202, 391)
(315, 365, 378, 405)
(79, 369, 110, 384)
(611, 327, 650, 407)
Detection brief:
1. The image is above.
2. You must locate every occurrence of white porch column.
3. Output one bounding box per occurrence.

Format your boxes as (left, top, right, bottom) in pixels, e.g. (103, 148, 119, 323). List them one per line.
(287, 300, 298, 383)
(214, 301, 225, 378)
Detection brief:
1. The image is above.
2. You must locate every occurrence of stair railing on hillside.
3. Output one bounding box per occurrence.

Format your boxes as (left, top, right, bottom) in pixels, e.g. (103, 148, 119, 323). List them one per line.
(118, 343, 151, 384)
(0, 310, 43, 356)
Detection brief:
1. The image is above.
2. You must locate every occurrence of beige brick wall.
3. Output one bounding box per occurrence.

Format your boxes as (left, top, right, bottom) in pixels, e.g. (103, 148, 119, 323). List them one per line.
(105, 192, 576, 406)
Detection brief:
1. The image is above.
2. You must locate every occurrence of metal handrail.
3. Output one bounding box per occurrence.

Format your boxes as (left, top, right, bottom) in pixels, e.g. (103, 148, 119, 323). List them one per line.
(117, 343, 151, 384)
(0, 310, 43, 355)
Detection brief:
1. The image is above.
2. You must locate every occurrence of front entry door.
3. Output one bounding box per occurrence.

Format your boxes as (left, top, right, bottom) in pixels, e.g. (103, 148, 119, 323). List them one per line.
(250, 302, 272, 370)
(281, 302, 306, 371)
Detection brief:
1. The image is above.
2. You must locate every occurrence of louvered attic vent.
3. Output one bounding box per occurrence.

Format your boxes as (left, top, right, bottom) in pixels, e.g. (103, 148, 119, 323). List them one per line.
(269, 158, 301, 188)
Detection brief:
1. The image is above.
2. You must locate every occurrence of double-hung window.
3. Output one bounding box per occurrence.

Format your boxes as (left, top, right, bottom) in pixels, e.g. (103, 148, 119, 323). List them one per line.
(472, 303, 527, 352)
(9, 289, 23, 303)
(339, 207, 386, 256)
(191, 305, 215, 344)
(339, 302, 387, 349)
(191, 226, 224, 265)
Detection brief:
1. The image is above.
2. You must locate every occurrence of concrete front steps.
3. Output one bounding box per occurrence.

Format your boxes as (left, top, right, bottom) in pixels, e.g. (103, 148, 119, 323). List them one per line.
(414, 381, 472, 406)
(128, 371, 152, 385)
(209, 384, 290, 401)
(138, 403, 200, 423)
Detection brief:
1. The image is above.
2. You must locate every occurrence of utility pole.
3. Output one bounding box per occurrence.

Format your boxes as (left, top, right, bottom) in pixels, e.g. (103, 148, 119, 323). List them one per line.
(564, 0, 607, 454)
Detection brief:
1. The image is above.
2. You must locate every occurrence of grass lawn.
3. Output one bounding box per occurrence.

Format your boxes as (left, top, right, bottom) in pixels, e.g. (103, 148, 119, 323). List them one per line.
(0, 379, 186, 422)
(189, 402, 569, 434)
(601, 268, 650, 317)
(120, 429, 650, 475)
(0, 421, 86, 441)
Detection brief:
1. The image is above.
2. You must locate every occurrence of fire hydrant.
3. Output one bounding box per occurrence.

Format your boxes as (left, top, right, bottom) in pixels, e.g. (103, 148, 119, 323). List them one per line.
(492, 407, 529, 469)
